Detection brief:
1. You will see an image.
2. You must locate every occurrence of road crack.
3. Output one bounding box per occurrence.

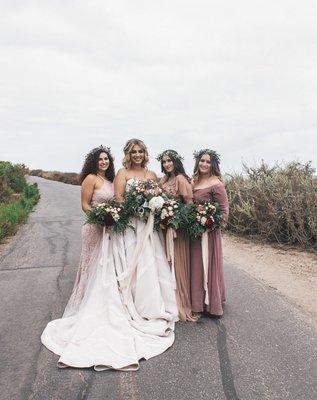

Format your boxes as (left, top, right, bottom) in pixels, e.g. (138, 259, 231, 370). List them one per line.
(213, 319, 240, 400)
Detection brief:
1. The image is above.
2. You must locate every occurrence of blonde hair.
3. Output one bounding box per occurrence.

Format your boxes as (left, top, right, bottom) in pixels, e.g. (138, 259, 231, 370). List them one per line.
(123, 138, 149, 169)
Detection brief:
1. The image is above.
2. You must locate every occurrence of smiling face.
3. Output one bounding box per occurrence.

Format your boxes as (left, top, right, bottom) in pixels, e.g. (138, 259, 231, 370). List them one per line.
(97, 152, 110, 173)
(198, 153, 212, 175)
(162, 155, 175, 174)
(130, 144, 145, 166)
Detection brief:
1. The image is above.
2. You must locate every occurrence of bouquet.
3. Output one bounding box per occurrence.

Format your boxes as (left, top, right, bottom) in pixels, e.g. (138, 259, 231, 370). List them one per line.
(156, 198, 185, 231)
(185, 200, 223, 238)
(86, 198, 129, 233)
(125, 180, 166, 221)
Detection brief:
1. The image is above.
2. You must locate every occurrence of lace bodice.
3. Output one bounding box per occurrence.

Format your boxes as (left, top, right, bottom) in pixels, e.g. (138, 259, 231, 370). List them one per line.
(91, 181, 114, 206)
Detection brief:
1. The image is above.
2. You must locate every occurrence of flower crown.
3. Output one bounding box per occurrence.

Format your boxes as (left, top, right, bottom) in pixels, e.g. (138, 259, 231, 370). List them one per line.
(156, 150, 184, 162)
(193, 149, 221, 164)
(86, 145, 113, 160)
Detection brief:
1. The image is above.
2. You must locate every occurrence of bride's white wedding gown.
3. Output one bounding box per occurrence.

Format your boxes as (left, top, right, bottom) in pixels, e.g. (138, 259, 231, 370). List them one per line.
(41, 178, 178, 370)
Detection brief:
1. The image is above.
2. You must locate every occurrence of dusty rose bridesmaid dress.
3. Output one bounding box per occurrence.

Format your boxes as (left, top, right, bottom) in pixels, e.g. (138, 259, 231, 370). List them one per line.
(190, 182, 229, 316)
(161, 174, 196, 321)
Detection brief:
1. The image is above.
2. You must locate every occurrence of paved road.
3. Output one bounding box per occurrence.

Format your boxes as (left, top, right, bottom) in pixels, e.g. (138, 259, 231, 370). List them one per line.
(1, 176, 316, 400)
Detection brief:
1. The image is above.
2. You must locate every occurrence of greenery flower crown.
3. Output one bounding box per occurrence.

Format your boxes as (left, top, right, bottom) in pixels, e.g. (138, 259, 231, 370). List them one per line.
(86, 145, 113, 160)
(156, 150, 184, 162)
(193, 149, 221, 164)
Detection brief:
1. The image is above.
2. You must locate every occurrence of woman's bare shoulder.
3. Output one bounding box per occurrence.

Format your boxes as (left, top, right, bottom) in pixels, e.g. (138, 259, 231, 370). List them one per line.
(147, 170, 157, 180)
(82, 174, 97, 185)
(210, 178, 223, 187)
(115, 168, 127, 178)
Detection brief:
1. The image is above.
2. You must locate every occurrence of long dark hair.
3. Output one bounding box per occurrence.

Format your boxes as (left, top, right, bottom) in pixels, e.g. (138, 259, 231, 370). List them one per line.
(193, 150, 221, 181)
(159, 149, 190, 182)
(79, 146, 115, 184)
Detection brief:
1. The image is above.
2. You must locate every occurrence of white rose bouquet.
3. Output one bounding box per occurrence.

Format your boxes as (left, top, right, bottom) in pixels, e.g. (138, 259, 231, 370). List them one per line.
(86, 198, 129, 233)
(157, 199, 184, 231)
(124, 179, 167, 222)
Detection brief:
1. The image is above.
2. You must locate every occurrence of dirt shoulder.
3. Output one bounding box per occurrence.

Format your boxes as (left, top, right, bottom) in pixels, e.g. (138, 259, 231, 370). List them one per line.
(223, 233, 317, 325)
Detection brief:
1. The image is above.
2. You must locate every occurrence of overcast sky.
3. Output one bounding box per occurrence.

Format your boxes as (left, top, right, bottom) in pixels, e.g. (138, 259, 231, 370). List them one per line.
(1, 0, 316, 175)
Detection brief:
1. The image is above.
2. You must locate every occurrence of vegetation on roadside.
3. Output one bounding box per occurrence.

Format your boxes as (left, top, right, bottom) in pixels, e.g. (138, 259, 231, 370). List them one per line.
(26, 160, 317, 249)
(0, 161, 40, 242)
(30, 169, 79, 185)
(225, 161, 317, 248)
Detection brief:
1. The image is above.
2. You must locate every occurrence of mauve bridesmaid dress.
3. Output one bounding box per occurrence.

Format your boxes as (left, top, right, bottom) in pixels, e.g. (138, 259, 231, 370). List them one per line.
(161, 174, 196, 321)
(190, 182, 229, 316)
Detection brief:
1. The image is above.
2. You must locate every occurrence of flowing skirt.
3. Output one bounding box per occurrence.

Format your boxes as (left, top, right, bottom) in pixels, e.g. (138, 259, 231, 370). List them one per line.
(190, 230, 226, 316)
(41, 217, 178, 370)
(165, 230, 196, 321)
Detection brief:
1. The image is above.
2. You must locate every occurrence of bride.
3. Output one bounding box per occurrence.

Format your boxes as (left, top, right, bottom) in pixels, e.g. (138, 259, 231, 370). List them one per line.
(41, 142, 178, 371)
(113, 138, 178, 359)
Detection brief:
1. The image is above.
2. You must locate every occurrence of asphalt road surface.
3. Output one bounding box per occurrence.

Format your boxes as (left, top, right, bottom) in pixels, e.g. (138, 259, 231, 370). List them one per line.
(1, 176, 316, 400)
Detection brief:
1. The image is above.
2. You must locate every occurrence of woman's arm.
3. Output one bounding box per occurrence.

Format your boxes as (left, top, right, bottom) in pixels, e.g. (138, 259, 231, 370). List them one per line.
(158, 176, 165, 188)
(147, 170, 158, 182)
(177, 175, 193, 204)
(114, 168, 127, 203)
(212, 183, 229, 222)
(81, 175, 96, 213)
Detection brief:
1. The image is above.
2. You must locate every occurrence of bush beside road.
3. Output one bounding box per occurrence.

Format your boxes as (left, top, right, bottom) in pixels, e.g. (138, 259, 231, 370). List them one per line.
(0, 161, 40, 242)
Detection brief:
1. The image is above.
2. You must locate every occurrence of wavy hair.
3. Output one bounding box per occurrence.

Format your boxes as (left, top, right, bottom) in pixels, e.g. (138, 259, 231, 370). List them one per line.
(159, 149, 190, 182)
(122, 138, 149, 169)
(79, 147, 115, 184)
(192, 150, 221, 182)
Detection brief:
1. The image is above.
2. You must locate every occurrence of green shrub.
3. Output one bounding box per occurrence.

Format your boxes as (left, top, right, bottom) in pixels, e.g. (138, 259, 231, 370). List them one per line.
(24, 183, 40, 202)
(0, 161, 27, 198)
(225, 161, 317, 247)
(9, 171, 27, 193)
(0, 161, 40, 242)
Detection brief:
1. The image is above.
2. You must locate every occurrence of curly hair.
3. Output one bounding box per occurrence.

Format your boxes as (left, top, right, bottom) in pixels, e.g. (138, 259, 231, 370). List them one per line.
(193, 149, 221, 181)
(122, 138, 149, 169)
(79, 147, 115, 184)
(159, 149, 190, 182)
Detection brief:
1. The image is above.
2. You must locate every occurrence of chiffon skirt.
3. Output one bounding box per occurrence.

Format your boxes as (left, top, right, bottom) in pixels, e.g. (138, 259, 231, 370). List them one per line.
(190, 230, 226, 316)
(172, 232, 196, 321)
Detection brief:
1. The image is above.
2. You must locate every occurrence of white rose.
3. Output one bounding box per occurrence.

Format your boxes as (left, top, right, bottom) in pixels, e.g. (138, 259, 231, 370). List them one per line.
(161, 209, 168, 219)
(149, 196, 165, 211)
(168, 206, 173, 211)
(168, 210, 174, 216)
(201, 216, 207, 225)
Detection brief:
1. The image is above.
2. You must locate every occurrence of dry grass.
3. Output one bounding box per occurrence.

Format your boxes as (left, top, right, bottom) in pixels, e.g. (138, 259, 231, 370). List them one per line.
(30, 169, 79, 185)
(225, 161, 317, 248)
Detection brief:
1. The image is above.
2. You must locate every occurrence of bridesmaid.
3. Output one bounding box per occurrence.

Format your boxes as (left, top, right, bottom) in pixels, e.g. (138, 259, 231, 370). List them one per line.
(158, 149, 196, 321)
(64, 146, 115, 316)
(190, 149, 229, 317)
